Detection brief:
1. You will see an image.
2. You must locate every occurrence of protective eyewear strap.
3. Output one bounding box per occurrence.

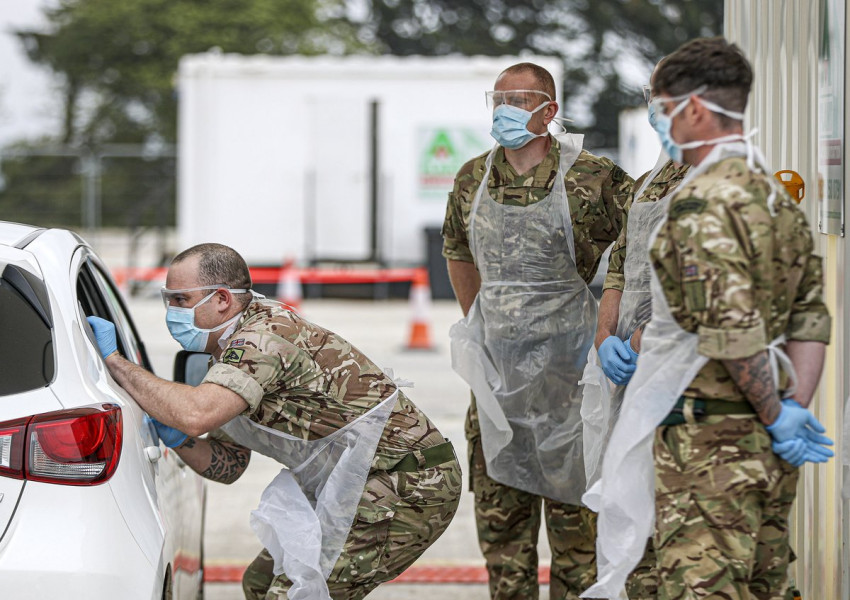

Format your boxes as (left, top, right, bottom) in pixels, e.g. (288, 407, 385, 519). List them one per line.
(695, 97, 744, 121)
(652, 84, 708, 117)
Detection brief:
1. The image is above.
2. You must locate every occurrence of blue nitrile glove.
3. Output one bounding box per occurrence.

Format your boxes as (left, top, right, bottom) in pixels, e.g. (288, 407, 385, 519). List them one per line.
(771, 438, 807, 467)
(598, 336, 636, 386)
(86, 316, 118, 359)
(150, 417, 188, 449)
(772, 437, 833, 467)
(767, 399, 834, 465)
(625, 335, 640, 361)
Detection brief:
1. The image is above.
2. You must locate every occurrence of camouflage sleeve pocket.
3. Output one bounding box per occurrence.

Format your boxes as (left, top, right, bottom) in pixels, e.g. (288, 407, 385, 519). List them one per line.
(203, 362, 265, 414)
(681, 263, 707, 313)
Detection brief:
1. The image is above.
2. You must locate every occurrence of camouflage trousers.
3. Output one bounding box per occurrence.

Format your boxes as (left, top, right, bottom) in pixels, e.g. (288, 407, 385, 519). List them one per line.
(468, 435, 597, 600)
(653, 415, 799, 600)
(242, 458, 462, 600)
(625, 539, 659, 600)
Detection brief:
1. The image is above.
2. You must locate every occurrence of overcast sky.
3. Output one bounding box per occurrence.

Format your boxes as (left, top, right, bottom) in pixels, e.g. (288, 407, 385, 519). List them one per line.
(0, 1, 61, 149)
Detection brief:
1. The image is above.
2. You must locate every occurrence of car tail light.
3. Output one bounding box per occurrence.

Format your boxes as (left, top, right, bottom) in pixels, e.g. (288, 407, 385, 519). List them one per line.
(0, 404, 122, 486)
(0, 418, 29, 480)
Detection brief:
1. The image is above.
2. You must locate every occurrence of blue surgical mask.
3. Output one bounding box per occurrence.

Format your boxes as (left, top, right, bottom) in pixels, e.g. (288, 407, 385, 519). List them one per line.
(166, 291, 242, 352)
(650, 86, 745, 164)
(652, 101, 687, 163)
(647, 102, 658, 130)
(490, 102, 550, 149)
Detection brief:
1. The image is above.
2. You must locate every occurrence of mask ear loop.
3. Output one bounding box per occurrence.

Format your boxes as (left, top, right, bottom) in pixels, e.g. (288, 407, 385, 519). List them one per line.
(549, 115, 574, 135)
(734, 128, 780, 217)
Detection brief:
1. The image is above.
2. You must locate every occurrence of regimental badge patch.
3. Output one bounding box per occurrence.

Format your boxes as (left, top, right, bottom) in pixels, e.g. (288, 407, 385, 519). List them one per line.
(222, 348, 245, 364)
(669, 197, 707, 219)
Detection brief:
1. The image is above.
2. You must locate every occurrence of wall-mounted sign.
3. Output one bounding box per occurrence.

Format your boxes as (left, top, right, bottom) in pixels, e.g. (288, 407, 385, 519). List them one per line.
(418, 126, 491, 200)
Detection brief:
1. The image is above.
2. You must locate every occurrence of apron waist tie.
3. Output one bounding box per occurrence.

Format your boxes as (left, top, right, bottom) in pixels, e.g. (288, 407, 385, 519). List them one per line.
(660, 397, 756, 426)
(389, 441, 456, 472)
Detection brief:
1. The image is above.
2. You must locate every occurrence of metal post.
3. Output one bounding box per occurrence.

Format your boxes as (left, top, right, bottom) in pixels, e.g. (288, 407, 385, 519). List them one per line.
(368, 99, 380, 264)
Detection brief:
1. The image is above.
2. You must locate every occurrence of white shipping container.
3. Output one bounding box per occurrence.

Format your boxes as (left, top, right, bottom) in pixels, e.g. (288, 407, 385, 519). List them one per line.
(618, 106, 662, 181)
(177, 54, 563, 266)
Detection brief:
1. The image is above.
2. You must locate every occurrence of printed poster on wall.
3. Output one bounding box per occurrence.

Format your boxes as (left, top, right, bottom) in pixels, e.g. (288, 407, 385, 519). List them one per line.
(418, 127, 491, 201)
(818, 0, 845, 236)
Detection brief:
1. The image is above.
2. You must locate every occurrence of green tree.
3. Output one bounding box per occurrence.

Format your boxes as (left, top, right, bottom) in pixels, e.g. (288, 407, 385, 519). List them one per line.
(16, 0, 367, 145)
(358, 0, 723, 148)
(3, 0, 366, 230)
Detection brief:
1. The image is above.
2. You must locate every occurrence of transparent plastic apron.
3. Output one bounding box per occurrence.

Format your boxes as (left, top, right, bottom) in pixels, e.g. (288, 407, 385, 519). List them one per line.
(450, 133, 597, 505)
(580, 153, 676, 488)
(582, 141, 796, 598)
(221, 389, 398, 600)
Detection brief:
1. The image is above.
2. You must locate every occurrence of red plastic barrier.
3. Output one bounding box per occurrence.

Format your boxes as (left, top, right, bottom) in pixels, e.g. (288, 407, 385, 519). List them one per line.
(204, 563, 552, 584)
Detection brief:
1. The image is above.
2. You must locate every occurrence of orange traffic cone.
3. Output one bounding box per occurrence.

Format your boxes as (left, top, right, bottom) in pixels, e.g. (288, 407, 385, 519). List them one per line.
(405, 268, 434, 350)
(276, 259, 302, 313)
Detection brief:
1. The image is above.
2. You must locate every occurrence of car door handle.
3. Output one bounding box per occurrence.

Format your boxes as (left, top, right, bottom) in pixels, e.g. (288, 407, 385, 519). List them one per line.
(145, 446, 162, 463)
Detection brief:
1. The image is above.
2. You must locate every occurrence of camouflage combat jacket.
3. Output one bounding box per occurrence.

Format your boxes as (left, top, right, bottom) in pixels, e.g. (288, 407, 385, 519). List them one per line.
(603, 160, 689, 291)
(204, 301, 446, 470)
(650, 156, 831, 401)
(441, 135, 633, 283)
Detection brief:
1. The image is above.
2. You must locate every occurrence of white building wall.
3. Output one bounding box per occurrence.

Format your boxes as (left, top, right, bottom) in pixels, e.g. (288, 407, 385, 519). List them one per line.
(725, 1, 848, 597)
(177, 54, 563, 266)
(618, 107, 662, 181)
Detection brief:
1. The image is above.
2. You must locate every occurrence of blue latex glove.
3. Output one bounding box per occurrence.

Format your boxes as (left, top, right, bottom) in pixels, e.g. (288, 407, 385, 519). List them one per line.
(598, 336, 636, 386)
(772, 438, 832, 467)
(767, 399, 834, 465)
(771, 439, 807, 467)
(150, 417, 188, 449)
(625, 334, 640, 361)
(86, 316, 118, 359)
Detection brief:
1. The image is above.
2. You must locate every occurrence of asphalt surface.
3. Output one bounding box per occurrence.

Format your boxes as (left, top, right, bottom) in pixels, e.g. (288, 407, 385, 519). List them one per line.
(126, 294, 553, 599)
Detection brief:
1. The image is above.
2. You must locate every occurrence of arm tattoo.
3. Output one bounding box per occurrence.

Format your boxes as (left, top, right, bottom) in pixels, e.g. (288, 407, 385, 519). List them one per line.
(201, 439, 251, 484)
(722, 350, 781, 425)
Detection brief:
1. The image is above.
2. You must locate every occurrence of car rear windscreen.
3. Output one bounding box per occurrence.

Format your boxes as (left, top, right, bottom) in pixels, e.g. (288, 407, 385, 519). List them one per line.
(0, 265, 55, 395)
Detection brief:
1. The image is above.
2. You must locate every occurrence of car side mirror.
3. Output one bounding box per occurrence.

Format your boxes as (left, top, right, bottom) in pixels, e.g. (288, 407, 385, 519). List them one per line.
(173, 351, 211, 386)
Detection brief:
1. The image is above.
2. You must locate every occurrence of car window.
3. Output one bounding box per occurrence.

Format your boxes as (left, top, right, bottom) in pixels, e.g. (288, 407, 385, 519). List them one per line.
(77, 260, 150, 371)
(0, 264, 55, 396)
(76, 263, 136, 363)
(89, 263, 150, 369)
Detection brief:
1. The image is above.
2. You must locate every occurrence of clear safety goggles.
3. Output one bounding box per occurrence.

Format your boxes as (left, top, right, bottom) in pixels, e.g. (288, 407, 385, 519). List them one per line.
(485, 89, 552, 111)
(160, 284, 249, 307)
(642, 85, 652, 105)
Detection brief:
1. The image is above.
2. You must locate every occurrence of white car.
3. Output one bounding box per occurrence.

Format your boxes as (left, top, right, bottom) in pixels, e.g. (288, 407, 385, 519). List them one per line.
(0, 221, 205, 600)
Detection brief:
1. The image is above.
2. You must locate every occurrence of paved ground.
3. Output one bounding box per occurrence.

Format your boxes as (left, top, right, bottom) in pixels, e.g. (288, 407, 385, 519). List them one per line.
(126, 293, 553, 599)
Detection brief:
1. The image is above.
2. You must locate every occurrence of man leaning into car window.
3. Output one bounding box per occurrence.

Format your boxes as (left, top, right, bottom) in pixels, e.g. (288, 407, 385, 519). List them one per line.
(87, 243, 460, 600)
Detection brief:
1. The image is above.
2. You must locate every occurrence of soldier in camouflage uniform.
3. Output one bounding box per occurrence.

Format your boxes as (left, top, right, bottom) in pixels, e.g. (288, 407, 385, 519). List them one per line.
(592, 158, 688, 600)
(590, 68, 689, 597)
(584, 38, 832, 600)
(88, 243, 460, 600)
(442, 62, 632, 600)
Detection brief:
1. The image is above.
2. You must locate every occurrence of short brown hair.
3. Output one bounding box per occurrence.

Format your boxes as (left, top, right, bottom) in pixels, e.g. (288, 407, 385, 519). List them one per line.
(172, 243, 252, 307)
(499, 62, 556, 101)
(653, 37, 752, 128)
